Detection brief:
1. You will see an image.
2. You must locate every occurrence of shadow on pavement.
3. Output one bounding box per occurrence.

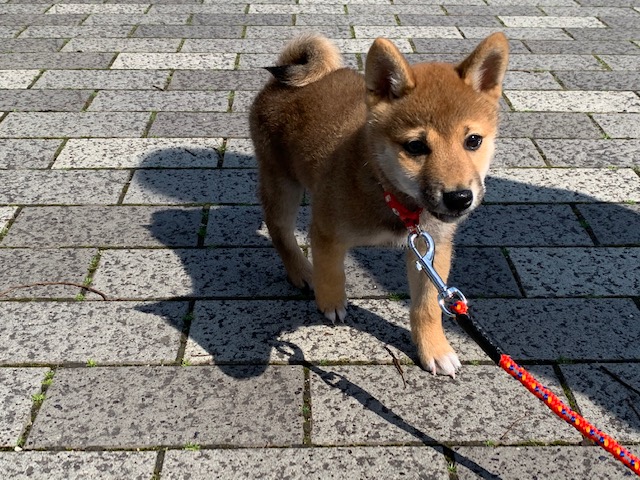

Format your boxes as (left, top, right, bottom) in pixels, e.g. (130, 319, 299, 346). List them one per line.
(132, 146, 639, 461)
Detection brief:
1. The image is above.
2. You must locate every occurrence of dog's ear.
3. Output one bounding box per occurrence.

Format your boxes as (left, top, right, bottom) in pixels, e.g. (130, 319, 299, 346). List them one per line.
(456, 32, 509, 100)
(365, 38, 416, 102)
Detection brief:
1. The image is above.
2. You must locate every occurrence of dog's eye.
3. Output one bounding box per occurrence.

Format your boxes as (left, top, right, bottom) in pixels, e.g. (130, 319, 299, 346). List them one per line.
(464, 135, 483, 151)
(403, 140, 430, 156)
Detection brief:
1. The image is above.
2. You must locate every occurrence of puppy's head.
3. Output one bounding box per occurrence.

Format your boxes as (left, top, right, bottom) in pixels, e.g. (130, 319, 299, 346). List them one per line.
(365, 33, 509, 222)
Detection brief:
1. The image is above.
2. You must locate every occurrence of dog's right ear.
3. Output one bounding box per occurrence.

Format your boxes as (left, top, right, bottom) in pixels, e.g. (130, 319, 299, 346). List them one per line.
(365, 38, 416, 103)
(456, 32, 509, 101)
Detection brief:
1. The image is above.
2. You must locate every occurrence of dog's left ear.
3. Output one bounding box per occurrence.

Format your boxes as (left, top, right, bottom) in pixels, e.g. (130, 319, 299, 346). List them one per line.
(365, 38, 416, 102)
(456, 32, 509, 101)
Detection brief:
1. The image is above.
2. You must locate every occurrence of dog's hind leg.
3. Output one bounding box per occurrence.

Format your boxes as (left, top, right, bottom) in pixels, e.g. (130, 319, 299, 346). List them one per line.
(259, 173, 313, 291)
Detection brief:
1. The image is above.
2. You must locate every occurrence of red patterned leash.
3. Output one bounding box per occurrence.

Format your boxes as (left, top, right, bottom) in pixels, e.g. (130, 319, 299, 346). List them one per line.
(386, 191, 640, 476)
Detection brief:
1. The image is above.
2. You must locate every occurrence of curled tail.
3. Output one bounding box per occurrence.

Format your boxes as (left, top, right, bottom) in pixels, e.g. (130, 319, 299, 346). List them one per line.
(265, 34, 343, 87)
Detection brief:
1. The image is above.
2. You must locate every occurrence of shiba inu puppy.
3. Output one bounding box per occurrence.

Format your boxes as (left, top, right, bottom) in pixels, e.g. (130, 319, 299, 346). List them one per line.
(249, 33, 509, 377)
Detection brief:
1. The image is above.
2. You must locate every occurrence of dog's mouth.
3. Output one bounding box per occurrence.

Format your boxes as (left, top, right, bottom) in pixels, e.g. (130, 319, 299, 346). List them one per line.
(428, 210, 469, 223)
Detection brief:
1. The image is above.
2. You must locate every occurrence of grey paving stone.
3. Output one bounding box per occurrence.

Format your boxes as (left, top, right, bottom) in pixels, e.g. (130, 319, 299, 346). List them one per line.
(0, 368, 47, 447)
(310, 365, 578, 445)
(0, 248, 96, 299)
(599, 15, 640, 29)
(499, 113, 603, 138)
(541, 5, 640, 16)
(0, 205, 15, 229)
(48, 3, 147, 13)
(0, 13, 86, 26)
(354, 25, 462, 38)
(0, 26, 20, 37)
(412, 38, 528, 54)
(561, 364, 640, 442)
(0, 451, 156, 480)
(398, 14, 501, 26)
(19, 26, 133, 38)
(457, 205, 591, 247)
(27, 366, 303, 448)
(54, 138, 222, 169)
(450, 247, 522, 297)
(0, 39, 66, 53)
(509, 247, 640, 297)
(0, 70, 40, 89)
(33, 70, 171, 90)
(486, 168, 640, 203)
(459, 27, 571, 40)
(296, 14, 397, 26)
(204, 205, 309, 247)
(181, 38, 288, 53)
(395, 0, 485, 4)
(0, 90, 92, 112)
(111, 53, 236, 70)
(88, 90, 229, 112)
(83, 13, 190, 25)
(565, 28, 639, 41)
(444, 5, 549, 15)
(524, 40, 640, 55)
(0, 112, 149, 138)
(592, 114, 640, 138)
(338, 246, 520, 298)
(0, 5, 47, 14)
(576, 203, 640, 245)
(162, 447, 450, 480)
(0, 170, 127, 205)
(0, 301, 186, 364)
(168, 70, 271, 91)
(487, 0, 578, 5)
(500, 15, 606, 28)
(246, 25, 353, 39)
(249, 4, 347, 14)
(132, 25, 243, 38)
(455, 446, 636, 480)
(149, 4, 248, 14)
(63, 38, 182, 53)
(492, 138, 546, 167)
(3, 206, 202, 247)
(503, 71, 562, 90)
(507, 54, 607, 71)
(611, 51, 640, 71)
(192, 13, 293, 25)
(556, 71, 640, 91)
(0, 139, 61, 169)
(230, 90, 256, 113)
(469, 298, 640, 361)
(328, 248, 406, 299)
(222, 138, 255, 167)
(506, 90, 640, 113)
(91, 248, 299, 299)
(536, 139, 640, 167)
(148, 113, 250, 137)
(0, 53, 115, 69)
(185, 298, 489, 366)
(124, 169, 257, 205)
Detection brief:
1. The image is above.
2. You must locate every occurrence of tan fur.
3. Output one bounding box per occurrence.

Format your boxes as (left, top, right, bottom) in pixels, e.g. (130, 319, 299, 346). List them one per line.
(250, 33, 509, 376)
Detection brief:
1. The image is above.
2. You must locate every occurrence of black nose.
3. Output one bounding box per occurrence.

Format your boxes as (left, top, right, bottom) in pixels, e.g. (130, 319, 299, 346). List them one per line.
(442, 189, 473, 212)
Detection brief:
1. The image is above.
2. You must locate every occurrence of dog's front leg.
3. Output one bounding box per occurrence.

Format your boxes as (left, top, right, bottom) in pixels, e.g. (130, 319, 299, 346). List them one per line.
(406, 241, 461, 377)
(311, 228, 348, 323)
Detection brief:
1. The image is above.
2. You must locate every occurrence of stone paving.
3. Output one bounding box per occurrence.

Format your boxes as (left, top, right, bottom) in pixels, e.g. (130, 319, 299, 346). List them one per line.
(0, 0, 639, 478)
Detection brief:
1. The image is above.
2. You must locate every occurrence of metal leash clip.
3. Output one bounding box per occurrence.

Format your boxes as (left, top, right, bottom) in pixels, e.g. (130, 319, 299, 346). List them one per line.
(408, 230, 467, 317)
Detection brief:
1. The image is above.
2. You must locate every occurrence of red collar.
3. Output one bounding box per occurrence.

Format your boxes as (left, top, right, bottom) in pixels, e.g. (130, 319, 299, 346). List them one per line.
(384, 191, 423, 233)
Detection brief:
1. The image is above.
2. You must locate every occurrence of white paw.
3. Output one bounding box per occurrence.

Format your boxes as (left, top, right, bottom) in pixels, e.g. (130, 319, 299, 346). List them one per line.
(322, 303, 348, 324)
(427, 352, 461, 378)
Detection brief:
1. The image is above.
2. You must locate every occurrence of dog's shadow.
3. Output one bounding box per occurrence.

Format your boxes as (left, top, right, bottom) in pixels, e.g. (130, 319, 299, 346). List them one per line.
(131, 146, 639, 466)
